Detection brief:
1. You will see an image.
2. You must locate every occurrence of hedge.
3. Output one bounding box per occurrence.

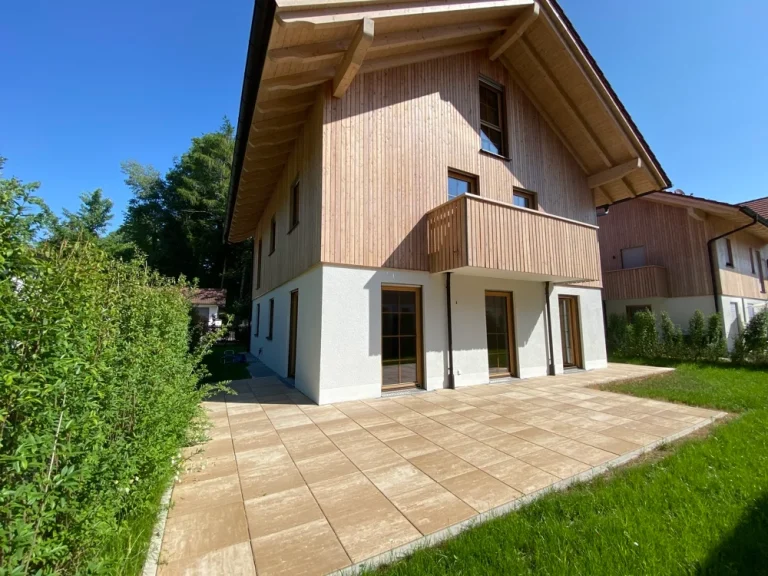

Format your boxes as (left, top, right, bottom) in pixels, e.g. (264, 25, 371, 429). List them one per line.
(1, 173, 218, 572)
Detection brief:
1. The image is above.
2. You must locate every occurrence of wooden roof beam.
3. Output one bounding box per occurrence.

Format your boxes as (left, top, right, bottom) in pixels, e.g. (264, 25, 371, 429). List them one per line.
(256, 91, 317, 113)
(261, 68, 335, 94)
(250, 112, 307, 135)
(587, 158, 642, 189)
(333, 18, 375, 98)
(247, 132, 300, 149)
(361, 38, 489, 74)
(276, 0, 534, 28)
(488, 2, 539, 60)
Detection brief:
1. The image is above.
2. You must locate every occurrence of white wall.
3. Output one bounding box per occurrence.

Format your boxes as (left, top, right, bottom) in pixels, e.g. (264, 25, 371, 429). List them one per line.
(604, 296, 716, 333)
(552, 286, 607, 372)
(251, 265, 323, 402)
(318, 265, 448, 404)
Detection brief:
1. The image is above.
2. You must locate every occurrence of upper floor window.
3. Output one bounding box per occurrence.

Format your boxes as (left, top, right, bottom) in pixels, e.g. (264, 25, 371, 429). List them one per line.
(758, 250, 766, 294)
(267, 298, 275, 340)
(725, 239, 734, 268)
(447, 170, 477, 200)
(269, 215, 277, 255)
(621, 246, 646, 269)
(256, 237, 263, 289)
(750, 247, 756, 273)
(513, 189, 536, 210)
(289, 180, 300, 231)
(255, 303, 260, 337)
(479, 79, 506, 156)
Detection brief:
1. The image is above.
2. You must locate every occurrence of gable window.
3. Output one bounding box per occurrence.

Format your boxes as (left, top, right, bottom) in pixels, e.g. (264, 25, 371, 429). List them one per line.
(513, 188, 536, 210)
(267, 298, 274, 340)
(447, 170, 477, 200)
(289, 180, 300, 231)
(725, 239, 734, 267)
(479, 79, 505, 156)
(255, 303, 260, 337)
(269, 216, 277, 255)
(256, 237, 262, 290)
(621, 246, 647, 269)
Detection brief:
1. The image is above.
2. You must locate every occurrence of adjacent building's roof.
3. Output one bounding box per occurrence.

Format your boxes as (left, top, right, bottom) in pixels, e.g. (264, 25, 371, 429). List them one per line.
(740, 196, 768, 220)
(187, 288, 227, 307)
(644, 191, 768, 243)
(226, 0, 671, 242)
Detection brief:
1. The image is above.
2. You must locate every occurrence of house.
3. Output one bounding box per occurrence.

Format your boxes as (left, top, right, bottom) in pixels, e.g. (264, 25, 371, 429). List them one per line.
(599, 192, 768, 348)
(224, 0, 670, 404)
(188, 288, 226, 327)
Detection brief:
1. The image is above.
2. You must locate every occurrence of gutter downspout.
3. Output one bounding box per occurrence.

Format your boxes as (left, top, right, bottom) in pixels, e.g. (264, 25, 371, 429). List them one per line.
(445, 272, 455, 389)
(706, 215, 758, 313)
(544, 282, 556, 376)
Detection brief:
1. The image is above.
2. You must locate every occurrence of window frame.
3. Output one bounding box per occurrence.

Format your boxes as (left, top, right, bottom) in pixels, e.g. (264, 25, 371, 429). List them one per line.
(512, 188, 537, 210)
(750, 247, 756, 274)
(447, 169, 478, 201)
(621, 246, 647, 270)
(269, 215, 277, 255)
(478, 77, 507, 157)
(289, 179, 300, 233)
(256, 237, 262, 290)
(758, 249, 766, 293)
(267, 298, 274, 340)
(725, 238, 734, 268)
(255, 302, 260, 337)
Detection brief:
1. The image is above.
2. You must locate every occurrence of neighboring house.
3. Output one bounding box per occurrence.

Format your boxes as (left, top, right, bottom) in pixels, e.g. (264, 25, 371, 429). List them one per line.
(188, 288, 226, 327)
(599, 192, 768, 348)
(741, 196, 768, 219)
(224, 0, 670, 404)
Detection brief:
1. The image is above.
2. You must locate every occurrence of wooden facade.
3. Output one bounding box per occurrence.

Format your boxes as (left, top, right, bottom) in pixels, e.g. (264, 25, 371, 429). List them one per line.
(599, 195, 768, 301)
(427, 194, 600, 282)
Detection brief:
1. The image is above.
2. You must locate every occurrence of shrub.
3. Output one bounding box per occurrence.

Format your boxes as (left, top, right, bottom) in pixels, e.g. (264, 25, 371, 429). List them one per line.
(627, 310, 659, 358)
(741, 309, 768, 363)
(705, 313, 727, 361)
(606, 313, 629, 355)
(688, 310, 707, 360)
(659, 311, 683, 358)
(0, 180, 219, 572)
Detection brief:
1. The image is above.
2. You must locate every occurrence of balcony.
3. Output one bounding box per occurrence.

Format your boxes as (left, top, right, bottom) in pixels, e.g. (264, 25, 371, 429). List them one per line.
(603, 266, 669, 300)
(426, 194, 601, 283)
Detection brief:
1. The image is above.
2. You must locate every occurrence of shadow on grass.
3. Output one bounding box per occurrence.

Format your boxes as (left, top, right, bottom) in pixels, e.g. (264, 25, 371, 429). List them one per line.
(611, 356, 768, 373)
(698, 492, 768, 575)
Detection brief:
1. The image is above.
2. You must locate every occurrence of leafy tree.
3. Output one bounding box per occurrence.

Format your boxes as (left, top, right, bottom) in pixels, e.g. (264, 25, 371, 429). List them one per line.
(688, 310, 707, 360)
(705, 313, 727, 360)
(660, 311, 683, 357)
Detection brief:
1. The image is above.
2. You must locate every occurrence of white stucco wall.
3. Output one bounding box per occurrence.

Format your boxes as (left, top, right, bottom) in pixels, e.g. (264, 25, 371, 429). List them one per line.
(552, 286, 607, 372)
(251, 265, 323, 402)
(719, 295, 767, 350)
(604, 296, 716, 333)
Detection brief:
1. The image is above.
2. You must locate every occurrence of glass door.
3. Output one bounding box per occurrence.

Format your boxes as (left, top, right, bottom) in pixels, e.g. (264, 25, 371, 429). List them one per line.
(382, 287, 422, 389)
(485, 292, 516, 378)
(559, 296, 582, 369)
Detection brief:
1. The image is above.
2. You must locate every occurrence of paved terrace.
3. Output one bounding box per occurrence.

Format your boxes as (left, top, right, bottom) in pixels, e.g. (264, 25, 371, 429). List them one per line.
(152, 364, 725, 576)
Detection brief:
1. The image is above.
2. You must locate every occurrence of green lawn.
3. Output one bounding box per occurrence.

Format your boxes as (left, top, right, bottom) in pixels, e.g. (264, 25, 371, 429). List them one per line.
(201, 343, 251, 384)
(371, 362, 768, 575)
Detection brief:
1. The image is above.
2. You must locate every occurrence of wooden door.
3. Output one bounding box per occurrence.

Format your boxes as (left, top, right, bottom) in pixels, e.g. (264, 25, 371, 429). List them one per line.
(288, 290, 298, 378)
(559, 296, 582, 369)
(485, 291, 516, 378)
(381, 286, 423, 390)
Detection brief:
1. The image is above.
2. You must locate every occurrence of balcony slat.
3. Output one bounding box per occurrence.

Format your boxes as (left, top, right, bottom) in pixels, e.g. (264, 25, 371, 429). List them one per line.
(603, 266, 669, 300)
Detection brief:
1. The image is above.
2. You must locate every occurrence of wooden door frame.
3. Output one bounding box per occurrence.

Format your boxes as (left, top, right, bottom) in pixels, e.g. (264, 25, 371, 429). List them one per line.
(484, 291, 517, 378)
(381, 285, 423, 390)
(558, 295, 583, 369)
(287, 289, 299, 378)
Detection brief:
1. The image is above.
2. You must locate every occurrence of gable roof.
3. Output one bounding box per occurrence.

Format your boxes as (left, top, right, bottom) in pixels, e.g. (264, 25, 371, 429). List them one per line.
(187, 288, 227, 307)
(225, 0, 671, 242)
(740, 196, 768, 220)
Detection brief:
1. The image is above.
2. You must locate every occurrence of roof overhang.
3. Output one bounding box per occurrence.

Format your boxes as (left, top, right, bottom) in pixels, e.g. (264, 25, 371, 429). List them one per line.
(226, 0, 671, 242)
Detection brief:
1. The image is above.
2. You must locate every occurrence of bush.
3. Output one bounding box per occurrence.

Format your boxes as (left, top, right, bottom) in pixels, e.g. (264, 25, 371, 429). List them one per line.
(688, 310, 708, 360)
(1, 179, 219, 572)
(627, 310, 659, 358)
(606, 313, 629, 355)
(736, 309, 768, 364)
(659, 311, 683, 358)
(705, 313, 727, 361)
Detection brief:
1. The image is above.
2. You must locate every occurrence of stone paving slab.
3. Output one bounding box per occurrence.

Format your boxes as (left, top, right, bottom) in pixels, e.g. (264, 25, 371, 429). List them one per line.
(153, 364, 726, 576)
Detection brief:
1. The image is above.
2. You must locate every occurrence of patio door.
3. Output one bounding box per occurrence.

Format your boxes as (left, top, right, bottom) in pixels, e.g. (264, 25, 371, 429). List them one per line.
(485, 292, 516, 378)
(559, 296, 582, 369)
(287, 290, 298, 378)
(382, 286, 422, 390)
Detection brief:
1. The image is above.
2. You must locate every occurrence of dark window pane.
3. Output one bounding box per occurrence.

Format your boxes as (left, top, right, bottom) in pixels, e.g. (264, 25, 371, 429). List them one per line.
(400, 313, 416, 336)
(448, 176, 470, 200)
(479, 85, 500, 125)
(382, 290, 399, 313)
(399, 291, 416, 313)
(400, 337, 417, 363)
(399, 363, 417, 383)
(382, 337, 399, 362)
(514, 194, 531, 208)
(382, 313, 399, 337)
(481, 125, 503, 155)
(382, 365, 400, 386)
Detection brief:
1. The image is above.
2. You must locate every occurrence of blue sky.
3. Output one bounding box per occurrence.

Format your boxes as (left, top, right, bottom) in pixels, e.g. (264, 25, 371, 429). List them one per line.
(2, 0, 767, 231)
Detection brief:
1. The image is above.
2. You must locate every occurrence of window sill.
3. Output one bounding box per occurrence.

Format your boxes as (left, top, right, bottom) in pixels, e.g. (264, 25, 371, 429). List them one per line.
(479, 148, 510, 162)
(287, 223, 299, 235)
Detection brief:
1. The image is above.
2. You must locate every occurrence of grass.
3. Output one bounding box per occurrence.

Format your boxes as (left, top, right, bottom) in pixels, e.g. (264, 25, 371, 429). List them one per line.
(371, 362, 768, 575)
(202, 343, 251, 384)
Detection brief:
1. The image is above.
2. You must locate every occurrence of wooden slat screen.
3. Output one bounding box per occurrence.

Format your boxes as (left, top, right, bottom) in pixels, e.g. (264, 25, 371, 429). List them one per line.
(602, 266, 669, 300)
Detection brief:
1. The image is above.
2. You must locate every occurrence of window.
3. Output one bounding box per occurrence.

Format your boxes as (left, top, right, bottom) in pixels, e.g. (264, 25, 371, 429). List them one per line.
(750, 247, 756, 274)
(748, 303, 756, 321)
(626, 305, 651, 323)
(513, 189, 536, 209)
(758, 250, 766, 293)
(479, 79, 505, 156)
(621, 246, 647, 269)
(289, 180, 300, 231)
(269, 216, 276, 255)
(447, 170, 477, 200)
(256, 238, 262, 290)
(725, 239, 734, 267)
(267, 298, 274, 340)
(255, 303, 260, 336)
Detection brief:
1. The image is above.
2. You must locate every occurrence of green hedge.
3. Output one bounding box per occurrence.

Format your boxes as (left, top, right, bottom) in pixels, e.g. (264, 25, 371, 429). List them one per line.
(1, 174, 217, 572)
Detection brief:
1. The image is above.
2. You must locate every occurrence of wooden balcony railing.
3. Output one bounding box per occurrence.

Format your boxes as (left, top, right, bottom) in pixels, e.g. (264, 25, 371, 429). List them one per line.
(426, 194, 601, 282)
(603, 266, 669, 300)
